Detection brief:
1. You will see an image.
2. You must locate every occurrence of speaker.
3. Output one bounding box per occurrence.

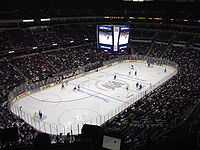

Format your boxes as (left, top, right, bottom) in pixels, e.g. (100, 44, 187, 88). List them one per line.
(81, 124, 104, 148)
(0, 127, 18, 143)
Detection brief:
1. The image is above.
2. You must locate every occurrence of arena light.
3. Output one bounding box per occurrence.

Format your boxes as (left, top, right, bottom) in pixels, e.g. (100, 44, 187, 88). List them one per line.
(184, 19, 189, 22)
(8, 50, 15, 54)
(32, 46, 38, 50)
(40, 18, 51, 22)
(84, 38, 89, 41)
(129, 17, 135, 19)
(22, 19, 34, 23)
(153, 17, 162, 21)
(70, 40, 74, 43)
(137, 17, 146, 20)
(52, 43, 58, 46)
(170, 18, 174, 21)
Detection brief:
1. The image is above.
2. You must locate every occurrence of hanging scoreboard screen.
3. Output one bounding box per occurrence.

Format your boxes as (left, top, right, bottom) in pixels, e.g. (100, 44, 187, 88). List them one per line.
(97, 25, 130, 54)
(97, 25, 113, 51)
(119, 26, 129, 50)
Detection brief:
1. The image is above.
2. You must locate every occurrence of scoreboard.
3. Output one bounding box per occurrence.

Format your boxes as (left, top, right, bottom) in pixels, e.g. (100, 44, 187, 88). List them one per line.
(97, 25, 130, 54)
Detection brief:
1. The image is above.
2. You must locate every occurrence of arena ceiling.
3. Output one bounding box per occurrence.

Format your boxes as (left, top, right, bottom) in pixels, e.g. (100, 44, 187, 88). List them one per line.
(0, 0, 200, 19)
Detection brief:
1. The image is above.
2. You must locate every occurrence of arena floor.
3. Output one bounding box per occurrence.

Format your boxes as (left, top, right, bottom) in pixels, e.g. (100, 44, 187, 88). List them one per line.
(10, 60, 177, 135)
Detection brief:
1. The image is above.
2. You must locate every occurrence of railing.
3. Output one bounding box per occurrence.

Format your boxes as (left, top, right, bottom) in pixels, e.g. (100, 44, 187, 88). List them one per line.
(8, 55, 178, 135)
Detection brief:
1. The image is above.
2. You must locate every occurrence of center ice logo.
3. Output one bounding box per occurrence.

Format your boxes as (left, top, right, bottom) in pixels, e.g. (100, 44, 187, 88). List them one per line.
(102, 80, 125, 90)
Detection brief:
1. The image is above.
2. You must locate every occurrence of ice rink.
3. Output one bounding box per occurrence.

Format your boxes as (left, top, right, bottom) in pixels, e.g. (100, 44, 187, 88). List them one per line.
(10, 60, 177, 135)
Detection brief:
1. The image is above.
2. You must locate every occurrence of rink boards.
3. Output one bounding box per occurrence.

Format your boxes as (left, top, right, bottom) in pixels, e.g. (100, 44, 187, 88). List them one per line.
(10, 60, 177, 135)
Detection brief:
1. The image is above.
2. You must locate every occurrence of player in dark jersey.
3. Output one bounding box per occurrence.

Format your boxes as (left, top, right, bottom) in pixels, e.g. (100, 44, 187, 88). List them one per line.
(114, 74, 116, 80)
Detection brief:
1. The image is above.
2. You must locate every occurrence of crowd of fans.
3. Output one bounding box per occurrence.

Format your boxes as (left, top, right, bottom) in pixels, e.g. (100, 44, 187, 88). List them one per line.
(0, 104, 37, 149)
(0, 58, 25, 102)
(0, 24, 95, 57)
(0, 25, 199, 150)
(154, 31, 174, 43)
(0, 25, 112, 149)
(129, 41, 151, 55)
(103, 32, 200, 149)
(131, 29, 156, 40)
(148, 42, 168, 58)
(10, 44, 110, 84)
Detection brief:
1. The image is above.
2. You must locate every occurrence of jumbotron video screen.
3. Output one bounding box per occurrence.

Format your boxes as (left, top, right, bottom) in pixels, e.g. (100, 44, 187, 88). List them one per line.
(97, 25, 130, 54)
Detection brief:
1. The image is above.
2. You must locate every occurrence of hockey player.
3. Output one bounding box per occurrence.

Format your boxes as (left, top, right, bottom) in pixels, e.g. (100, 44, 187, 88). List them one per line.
(129, 71, 131, 75)
(114, 74, 116, 80)
(61, 82, 64, 88)
(136, 82, 139, 88)
(73, 86, 77, 91)
(139, 84, 142, 90)
(19, 106, 22, 111)
(39, 110, 42, 120)
(164, 68, 167, 72)
(131, 64, 134, 70)
(126, 86, 129, 91)
(134, 71, 137, 76)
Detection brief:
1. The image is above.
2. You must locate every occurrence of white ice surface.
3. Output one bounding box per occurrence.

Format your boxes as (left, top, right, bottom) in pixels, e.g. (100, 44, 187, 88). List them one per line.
(11, 60, 177, 135)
